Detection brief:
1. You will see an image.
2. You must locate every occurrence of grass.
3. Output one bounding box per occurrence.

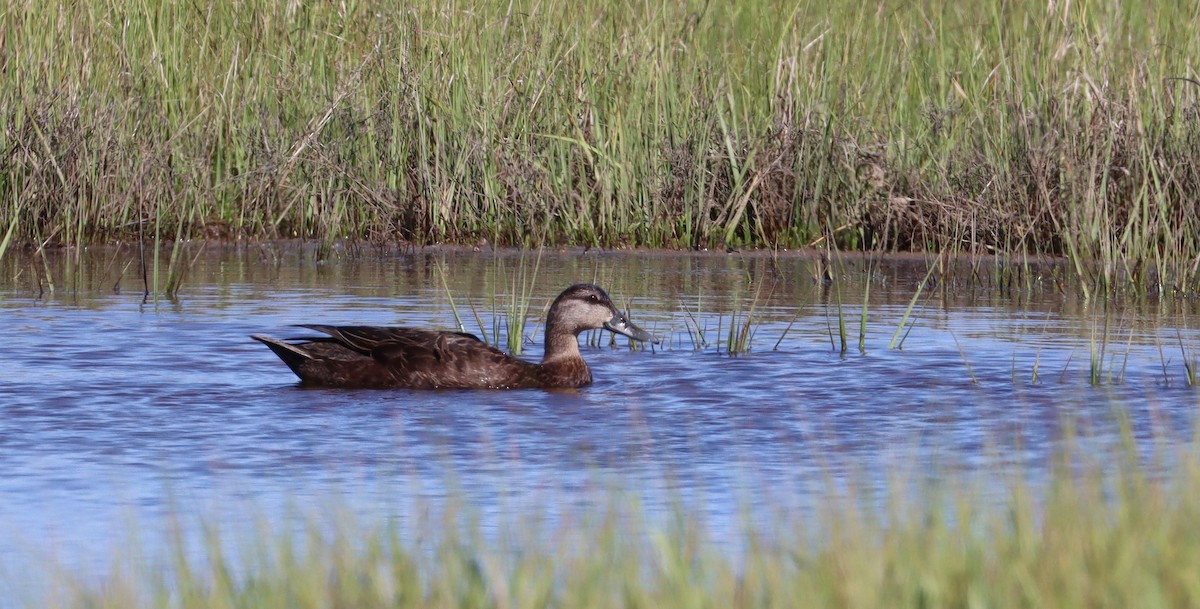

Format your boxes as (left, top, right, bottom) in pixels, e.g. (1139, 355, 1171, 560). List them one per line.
(1177, 330, 1198, 387)
(3, 0, 1200, 292)
(33, 438, 1200, 609)
(494, 250, 543, 355)
(888, 257, 939, 350)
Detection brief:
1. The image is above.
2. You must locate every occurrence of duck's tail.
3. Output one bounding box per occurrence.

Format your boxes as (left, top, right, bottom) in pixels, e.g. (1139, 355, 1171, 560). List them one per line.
(251, 334, 313, 378)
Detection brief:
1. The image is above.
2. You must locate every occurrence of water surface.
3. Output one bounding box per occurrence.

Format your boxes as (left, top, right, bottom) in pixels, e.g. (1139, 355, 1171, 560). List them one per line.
(1, 244, 1198, 588)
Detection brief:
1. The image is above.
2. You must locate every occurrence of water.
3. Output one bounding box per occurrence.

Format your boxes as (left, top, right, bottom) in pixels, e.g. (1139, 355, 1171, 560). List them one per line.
(1, 244, 1199, 590)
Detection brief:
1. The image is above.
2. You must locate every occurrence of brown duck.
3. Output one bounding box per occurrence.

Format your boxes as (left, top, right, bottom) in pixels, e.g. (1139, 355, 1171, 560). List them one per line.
(251, 283, 657, 389)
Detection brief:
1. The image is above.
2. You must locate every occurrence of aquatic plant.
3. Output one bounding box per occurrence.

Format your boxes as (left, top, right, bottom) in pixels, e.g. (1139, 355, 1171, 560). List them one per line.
(889, 256, 940, 350)
(432, 252, 546, 352)
(681, 291, 709, 351)
(822, 247, 873, 355)
(494, 250, 542, 355)
(1178, 330, 1198, 387)
(722, 279, 767, 355)
(434, 257, 469, 334)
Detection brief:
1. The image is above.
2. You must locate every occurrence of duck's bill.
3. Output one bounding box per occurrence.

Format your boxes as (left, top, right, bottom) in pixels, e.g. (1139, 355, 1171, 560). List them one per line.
(605, 313, 659, 343)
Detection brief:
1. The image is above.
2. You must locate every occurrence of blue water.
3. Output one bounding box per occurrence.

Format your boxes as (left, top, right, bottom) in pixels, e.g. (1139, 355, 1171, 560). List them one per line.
(1, 246, 1198, 595)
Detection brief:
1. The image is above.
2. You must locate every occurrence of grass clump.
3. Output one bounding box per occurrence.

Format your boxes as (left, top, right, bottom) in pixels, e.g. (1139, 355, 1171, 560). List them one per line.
(4, 0, 1200, 291)
(38, 442, 1200, 609)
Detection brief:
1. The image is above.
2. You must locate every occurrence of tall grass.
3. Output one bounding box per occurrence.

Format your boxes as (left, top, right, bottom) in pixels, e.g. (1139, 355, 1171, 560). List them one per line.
(3, 0, 1200, 291)
(37, 440, 1200, 609)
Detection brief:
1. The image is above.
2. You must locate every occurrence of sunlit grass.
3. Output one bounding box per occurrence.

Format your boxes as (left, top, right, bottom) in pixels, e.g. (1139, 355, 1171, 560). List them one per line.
(3, 0, 1200, 292)
(33, 439, 1200, 609)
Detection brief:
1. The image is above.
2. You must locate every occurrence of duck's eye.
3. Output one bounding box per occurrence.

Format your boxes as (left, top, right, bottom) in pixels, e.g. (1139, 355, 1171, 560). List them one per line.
(588, 294, 599, 302)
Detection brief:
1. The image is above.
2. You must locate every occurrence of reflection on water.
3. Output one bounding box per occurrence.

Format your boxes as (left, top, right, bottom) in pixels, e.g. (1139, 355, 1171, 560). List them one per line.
(1, 244, 1199, 580)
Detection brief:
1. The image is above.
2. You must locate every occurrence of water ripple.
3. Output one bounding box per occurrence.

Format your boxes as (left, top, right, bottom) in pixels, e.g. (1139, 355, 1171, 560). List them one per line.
(1, 248, 1198, 577)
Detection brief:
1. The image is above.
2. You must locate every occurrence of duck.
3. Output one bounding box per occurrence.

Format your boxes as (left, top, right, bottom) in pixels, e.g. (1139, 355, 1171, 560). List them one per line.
(251, 283, 657, 389)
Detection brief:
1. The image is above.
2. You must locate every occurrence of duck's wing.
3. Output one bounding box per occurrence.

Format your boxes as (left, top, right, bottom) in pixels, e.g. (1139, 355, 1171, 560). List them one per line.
(380, 335, 538, 389)
(296, 324, 482, 355)
(369, 331, 511, 367)
(318, 326, 538, 388)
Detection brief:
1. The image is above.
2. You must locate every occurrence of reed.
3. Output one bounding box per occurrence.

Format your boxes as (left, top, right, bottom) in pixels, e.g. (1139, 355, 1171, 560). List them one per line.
(1178, 330, 1198, 387)
(493, 250, 542, 355)
(681, 290, 709, 351)
(1090, 312, 1112, 386)
(3, 0, 1200, 292)
(832, 275, 849, 355)
(0, 200, 19, 263)
(889, 257, 940, 350)
(857, 260, 872, 354)
(433, 257, 472, 336)
(723, 280, 766, 355)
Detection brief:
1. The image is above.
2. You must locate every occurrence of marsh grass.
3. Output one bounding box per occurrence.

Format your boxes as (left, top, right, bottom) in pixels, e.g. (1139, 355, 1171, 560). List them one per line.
(434, 258, 469, 334)
(38, 439, 1200, 609)
(1177, 330, 1198, 387)
(822, 248, 875, 356)
(434, 254, 543, 350)
(0, 201, 19, 263)
(680, 291, 709, 351)
(889, 257, 940, 350)
(494, 250, 542, 355)
(1090, 312, 1113, 386)
(4, 0, 1200, 292)
(857, 261, 872, 355)
(722, 280, 768, 356)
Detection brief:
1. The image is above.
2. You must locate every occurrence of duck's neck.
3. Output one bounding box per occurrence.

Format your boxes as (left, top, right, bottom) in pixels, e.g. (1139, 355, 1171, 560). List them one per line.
(538, 315, 592, 387)
(539, 328, 592, 387)
(541, 327, 583, 364)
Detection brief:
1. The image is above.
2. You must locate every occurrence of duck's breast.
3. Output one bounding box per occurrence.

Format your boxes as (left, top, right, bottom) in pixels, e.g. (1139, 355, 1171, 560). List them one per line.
(536, 356, 593, 388)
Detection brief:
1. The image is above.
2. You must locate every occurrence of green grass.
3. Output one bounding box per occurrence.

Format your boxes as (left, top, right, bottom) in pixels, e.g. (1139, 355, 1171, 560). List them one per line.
(3, 0, 1200, 292)
(35, 439, 1200, 609)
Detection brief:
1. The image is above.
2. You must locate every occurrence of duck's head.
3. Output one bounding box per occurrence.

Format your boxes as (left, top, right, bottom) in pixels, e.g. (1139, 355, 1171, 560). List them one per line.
(547, 284, 658, 343)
